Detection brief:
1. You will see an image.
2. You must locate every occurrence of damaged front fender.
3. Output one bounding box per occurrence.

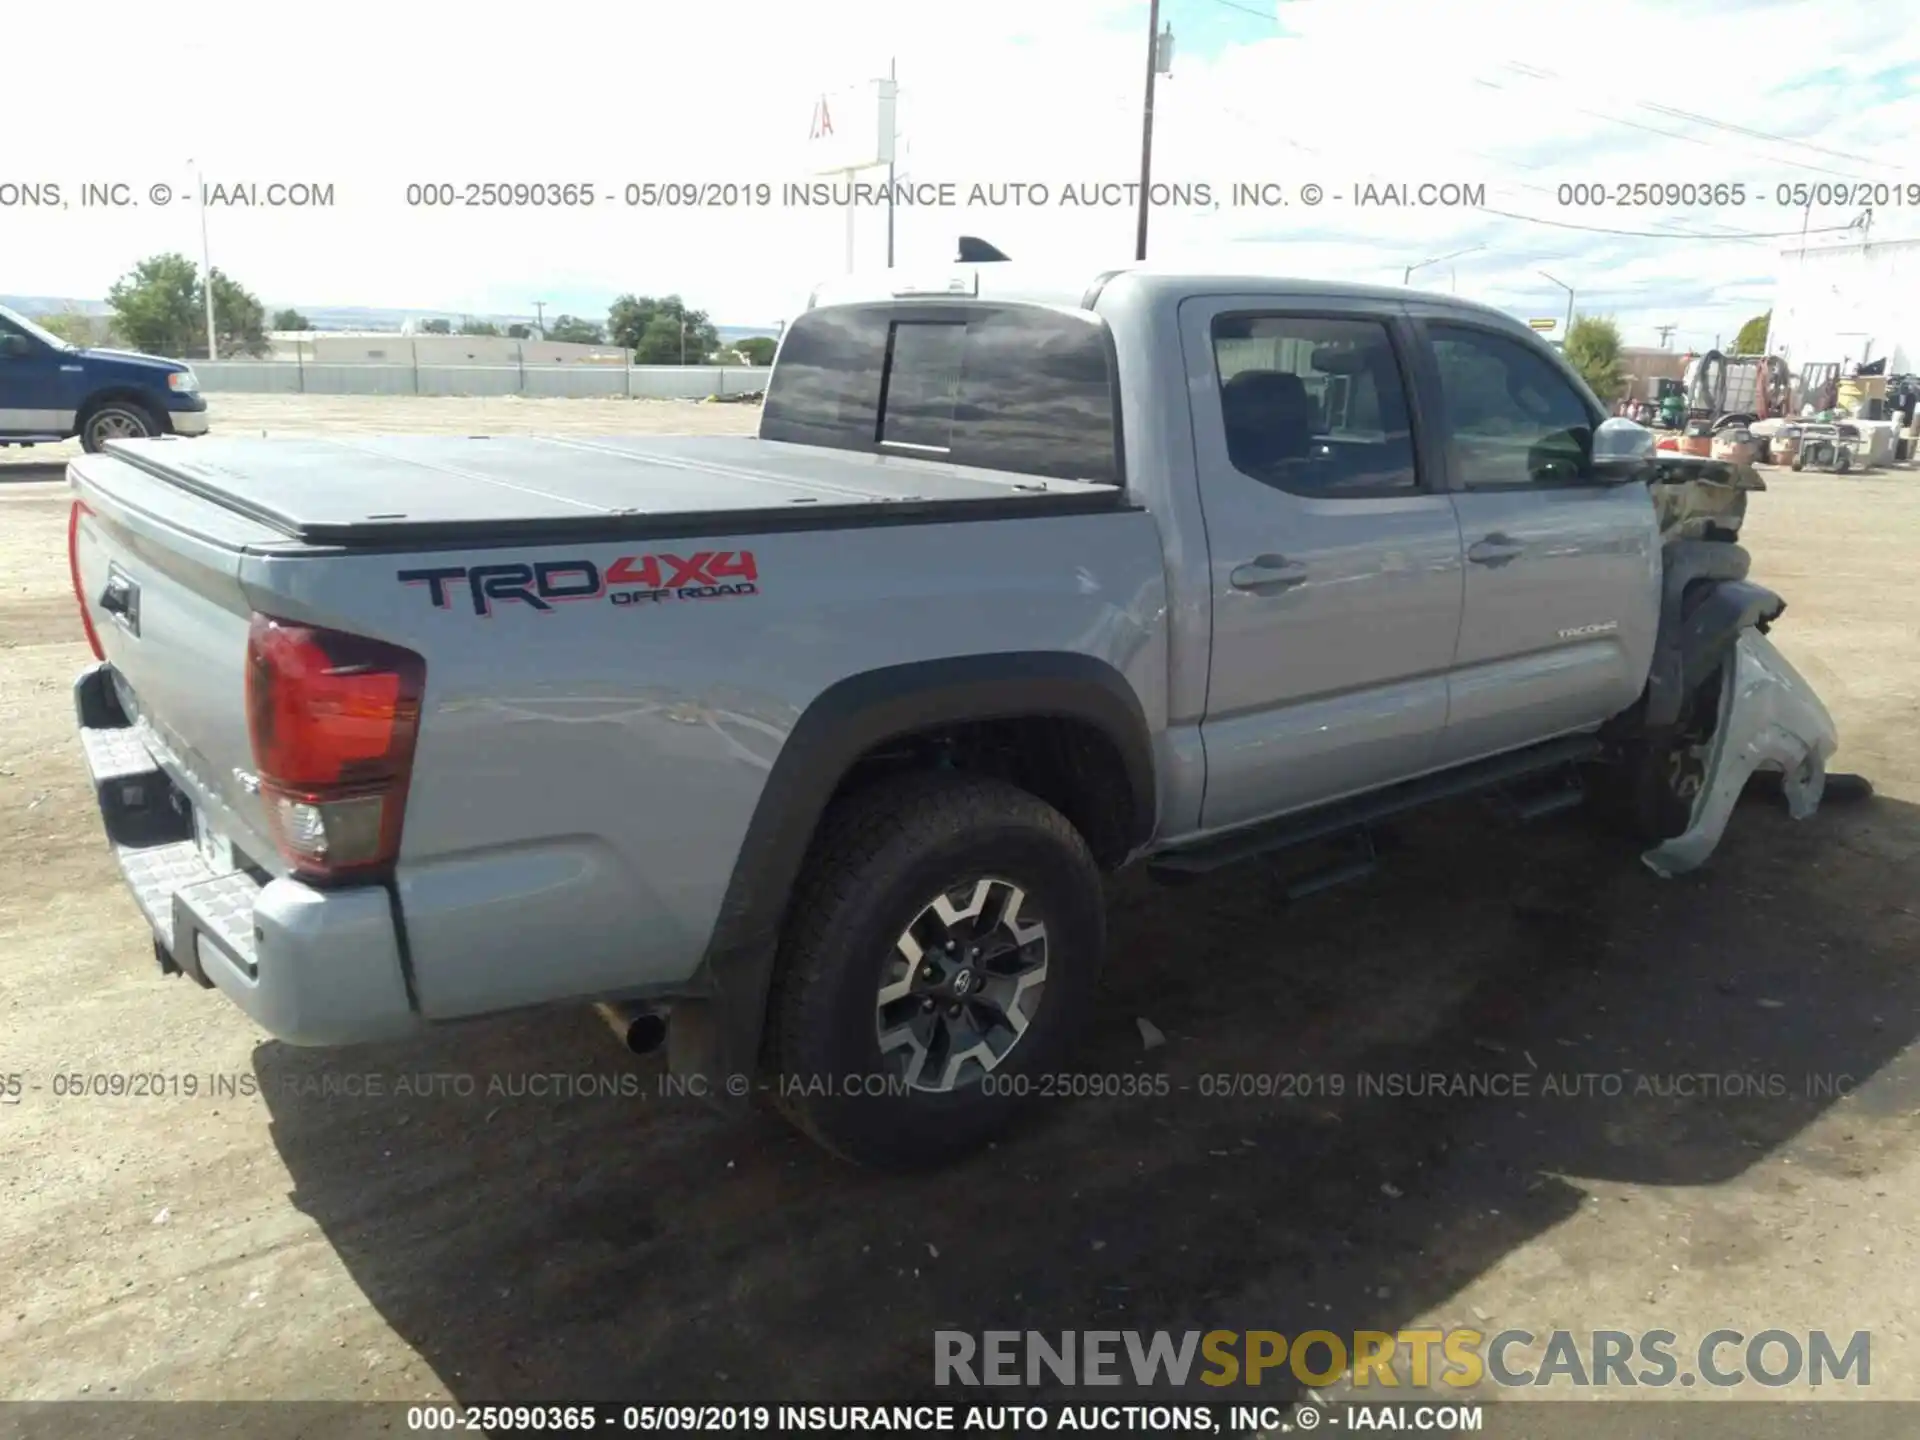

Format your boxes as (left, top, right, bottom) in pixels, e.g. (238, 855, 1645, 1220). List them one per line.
(1641, 630, 1838, 878)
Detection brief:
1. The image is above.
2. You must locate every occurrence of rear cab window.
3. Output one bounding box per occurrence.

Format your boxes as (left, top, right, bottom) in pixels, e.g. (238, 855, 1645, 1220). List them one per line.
(760, 301, 1124, 485)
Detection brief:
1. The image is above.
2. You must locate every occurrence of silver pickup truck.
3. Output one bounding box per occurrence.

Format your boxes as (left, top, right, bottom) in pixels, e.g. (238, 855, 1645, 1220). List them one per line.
(66, 264, 1842, 1167)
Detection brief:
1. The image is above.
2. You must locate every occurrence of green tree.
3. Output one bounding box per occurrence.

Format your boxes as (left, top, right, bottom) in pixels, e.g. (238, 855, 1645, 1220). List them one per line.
(737, 336, 777, 366)
(106, 253, 202, 357)
(1564, 314, 1625, 405)
(607, 293, 719, 364)
(271, 308, 312, 331)
(106, 253, 268, 358)
(209, 270, 271, 356)
(1733, 311, 1771, 355)
(546, 314, 606, 345)
(419, 319, 452, 335)
(506, 322, 533, 339)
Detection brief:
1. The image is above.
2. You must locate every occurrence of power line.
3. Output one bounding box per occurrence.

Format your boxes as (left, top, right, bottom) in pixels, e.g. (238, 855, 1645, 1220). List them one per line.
(1198, 0, 1282, 21)
(1203, 103, 1817, 249)
(1487, 62, 1890, 182)
(1636, 100, 1903, 171)
(1470, 205, 1861, 241)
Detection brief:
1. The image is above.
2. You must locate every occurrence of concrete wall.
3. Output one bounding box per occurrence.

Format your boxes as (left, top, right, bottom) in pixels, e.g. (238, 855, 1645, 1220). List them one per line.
(266, 333, 632, 365)
(193, 362, 765, 400)
(1770, 238, 1920, 374)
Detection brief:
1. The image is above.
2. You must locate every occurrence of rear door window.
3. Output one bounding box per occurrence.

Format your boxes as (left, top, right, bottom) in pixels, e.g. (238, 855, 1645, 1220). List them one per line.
(1209, 313, 1421, 495)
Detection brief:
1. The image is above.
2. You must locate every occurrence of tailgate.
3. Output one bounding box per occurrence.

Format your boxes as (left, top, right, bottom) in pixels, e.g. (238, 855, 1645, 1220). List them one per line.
(69, 449, 284, 879)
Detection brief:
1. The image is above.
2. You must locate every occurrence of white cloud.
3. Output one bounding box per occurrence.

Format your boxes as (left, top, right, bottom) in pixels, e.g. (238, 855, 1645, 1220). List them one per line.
(7, 0, 1916, 345)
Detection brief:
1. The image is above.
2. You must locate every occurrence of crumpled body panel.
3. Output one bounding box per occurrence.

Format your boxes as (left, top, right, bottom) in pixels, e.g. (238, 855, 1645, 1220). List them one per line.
(1641, 630, 1837, 878)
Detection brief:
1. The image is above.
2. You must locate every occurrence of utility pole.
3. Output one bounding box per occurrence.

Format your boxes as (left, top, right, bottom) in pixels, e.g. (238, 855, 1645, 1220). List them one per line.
(188, 159, 217, 360)
(1655, 324, 1676, 349)
(1539, 270, 1574, 339)
(1405, 245, 1485, 287)
(532, 301, 548, 339)
(1135, 1, 1172, 261)
(886, 57, 898, 268)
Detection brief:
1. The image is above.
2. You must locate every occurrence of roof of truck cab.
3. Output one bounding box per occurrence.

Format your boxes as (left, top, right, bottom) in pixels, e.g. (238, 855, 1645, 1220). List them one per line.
(807, 262, 1526, 328)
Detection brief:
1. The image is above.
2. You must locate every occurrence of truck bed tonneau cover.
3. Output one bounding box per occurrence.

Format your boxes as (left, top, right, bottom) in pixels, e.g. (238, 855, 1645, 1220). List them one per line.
(97, 433, 1125, 546)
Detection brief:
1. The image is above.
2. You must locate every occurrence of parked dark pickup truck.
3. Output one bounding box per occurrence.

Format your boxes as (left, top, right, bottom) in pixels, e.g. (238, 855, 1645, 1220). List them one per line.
(0, 303, 209, 451)
(66, 263, 1840, 1167)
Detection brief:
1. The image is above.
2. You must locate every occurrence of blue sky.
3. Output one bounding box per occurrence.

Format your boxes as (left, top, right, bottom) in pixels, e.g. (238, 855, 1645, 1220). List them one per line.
(7, 0, 1916, 346)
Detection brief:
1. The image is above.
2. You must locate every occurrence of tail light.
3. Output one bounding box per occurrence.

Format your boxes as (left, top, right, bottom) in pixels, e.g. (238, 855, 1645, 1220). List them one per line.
(245, 614, 426, 884)
(68, 502, 105, 661)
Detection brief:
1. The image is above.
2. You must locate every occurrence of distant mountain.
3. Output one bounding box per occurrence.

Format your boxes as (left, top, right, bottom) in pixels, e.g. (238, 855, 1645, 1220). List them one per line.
(2, 295, 113, 317)
(2, 296, 780, 341)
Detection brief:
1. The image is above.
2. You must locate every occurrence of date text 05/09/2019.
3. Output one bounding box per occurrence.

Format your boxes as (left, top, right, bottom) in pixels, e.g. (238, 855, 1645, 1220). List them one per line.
(405, 1402, 1484, 1433)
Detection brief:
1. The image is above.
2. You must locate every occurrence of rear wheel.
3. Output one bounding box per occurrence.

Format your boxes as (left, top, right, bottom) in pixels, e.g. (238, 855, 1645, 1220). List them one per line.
(79, 401, 158, 453)
(769, 772, 1105, 1168)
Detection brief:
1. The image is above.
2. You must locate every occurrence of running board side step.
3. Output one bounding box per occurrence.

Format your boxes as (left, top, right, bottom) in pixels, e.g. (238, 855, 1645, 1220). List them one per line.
(1150, 734, 1603, 879)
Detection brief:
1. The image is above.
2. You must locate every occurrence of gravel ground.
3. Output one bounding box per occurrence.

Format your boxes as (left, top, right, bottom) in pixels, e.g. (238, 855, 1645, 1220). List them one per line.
(1, 397, 1916, 1411)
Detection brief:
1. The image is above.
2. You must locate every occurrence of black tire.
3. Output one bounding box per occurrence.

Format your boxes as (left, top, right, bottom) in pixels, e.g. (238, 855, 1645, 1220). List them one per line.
(1591, 661, 1726, 843)
(78, 400, 159, 453)
(1835, 451, 1851, 474)
(768, 771, 1105, 1169)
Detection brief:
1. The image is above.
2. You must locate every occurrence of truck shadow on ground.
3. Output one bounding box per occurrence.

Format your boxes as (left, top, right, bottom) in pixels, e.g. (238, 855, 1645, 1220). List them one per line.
(256, 787, 1920, 1405)
(0, 462, 69, 484)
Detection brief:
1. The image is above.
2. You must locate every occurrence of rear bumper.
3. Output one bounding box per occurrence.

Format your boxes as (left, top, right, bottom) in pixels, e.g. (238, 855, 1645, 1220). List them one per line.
(74, 662, 419, 1046)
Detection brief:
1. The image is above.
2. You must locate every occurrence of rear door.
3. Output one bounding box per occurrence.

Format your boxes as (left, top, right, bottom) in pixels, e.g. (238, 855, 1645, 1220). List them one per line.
(1411, 314, 1661, 767)
(1179, 295, 1466, 832)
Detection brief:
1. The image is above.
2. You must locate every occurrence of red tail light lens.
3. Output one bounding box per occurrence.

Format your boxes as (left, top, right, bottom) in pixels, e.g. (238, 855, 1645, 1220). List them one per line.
(68, 502, 105, 661)
(245, 615, 426, 884)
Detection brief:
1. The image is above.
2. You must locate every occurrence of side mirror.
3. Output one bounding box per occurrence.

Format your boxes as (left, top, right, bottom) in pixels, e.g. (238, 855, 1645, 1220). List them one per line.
(1589, 416, 1657, 484)
(0, 334, 33, 359)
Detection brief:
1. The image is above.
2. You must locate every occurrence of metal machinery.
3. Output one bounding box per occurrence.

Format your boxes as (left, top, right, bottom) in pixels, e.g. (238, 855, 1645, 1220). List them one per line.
(1685, 351, 1792, 427)
(1656, 377, 1688, 429)
(1790, 422, 1862, 473)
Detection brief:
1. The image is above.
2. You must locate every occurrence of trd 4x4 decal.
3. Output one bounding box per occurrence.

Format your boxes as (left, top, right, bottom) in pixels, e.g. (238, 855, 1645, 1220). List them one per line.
(398, 551, 759, 617)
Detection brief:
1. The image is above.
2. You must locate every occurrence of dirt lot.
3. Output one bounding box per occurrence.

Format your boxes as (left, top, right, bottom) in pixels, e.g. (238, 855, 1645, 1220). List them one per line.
(2, 396, 1917, 1413)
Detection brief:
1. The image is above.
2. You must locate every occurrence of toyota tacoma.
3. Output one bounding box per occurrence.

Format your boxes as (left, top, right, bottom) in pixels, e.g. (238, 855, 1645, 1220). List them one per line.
(66, 264, 1843, 1166)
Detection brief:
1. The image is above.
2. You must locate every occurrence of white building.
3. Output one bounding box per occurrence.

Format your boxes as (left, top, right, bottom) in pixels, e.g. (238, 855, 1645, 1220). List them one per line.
(1768, 237, 1920, 374)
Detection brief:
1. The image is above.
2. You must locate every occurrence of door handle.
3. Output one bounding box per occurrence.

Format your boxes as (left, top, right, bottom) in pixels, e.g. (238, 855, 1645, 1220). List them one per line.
(1230, 554, 1309, 592)
(1467, 534, 1525, 567)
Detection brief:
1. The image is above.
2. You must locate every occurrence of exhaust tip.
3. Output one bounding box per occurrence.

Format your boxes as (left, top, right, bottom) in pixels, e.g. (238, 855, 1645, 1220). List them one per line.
(595, 1001, 668, 1055)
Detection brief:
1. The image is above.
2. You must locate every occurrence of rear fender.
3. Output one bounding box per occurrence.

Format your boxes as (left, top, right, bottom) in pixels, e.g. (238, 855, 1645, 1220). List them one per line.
(665, 652, 1156, 1108)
